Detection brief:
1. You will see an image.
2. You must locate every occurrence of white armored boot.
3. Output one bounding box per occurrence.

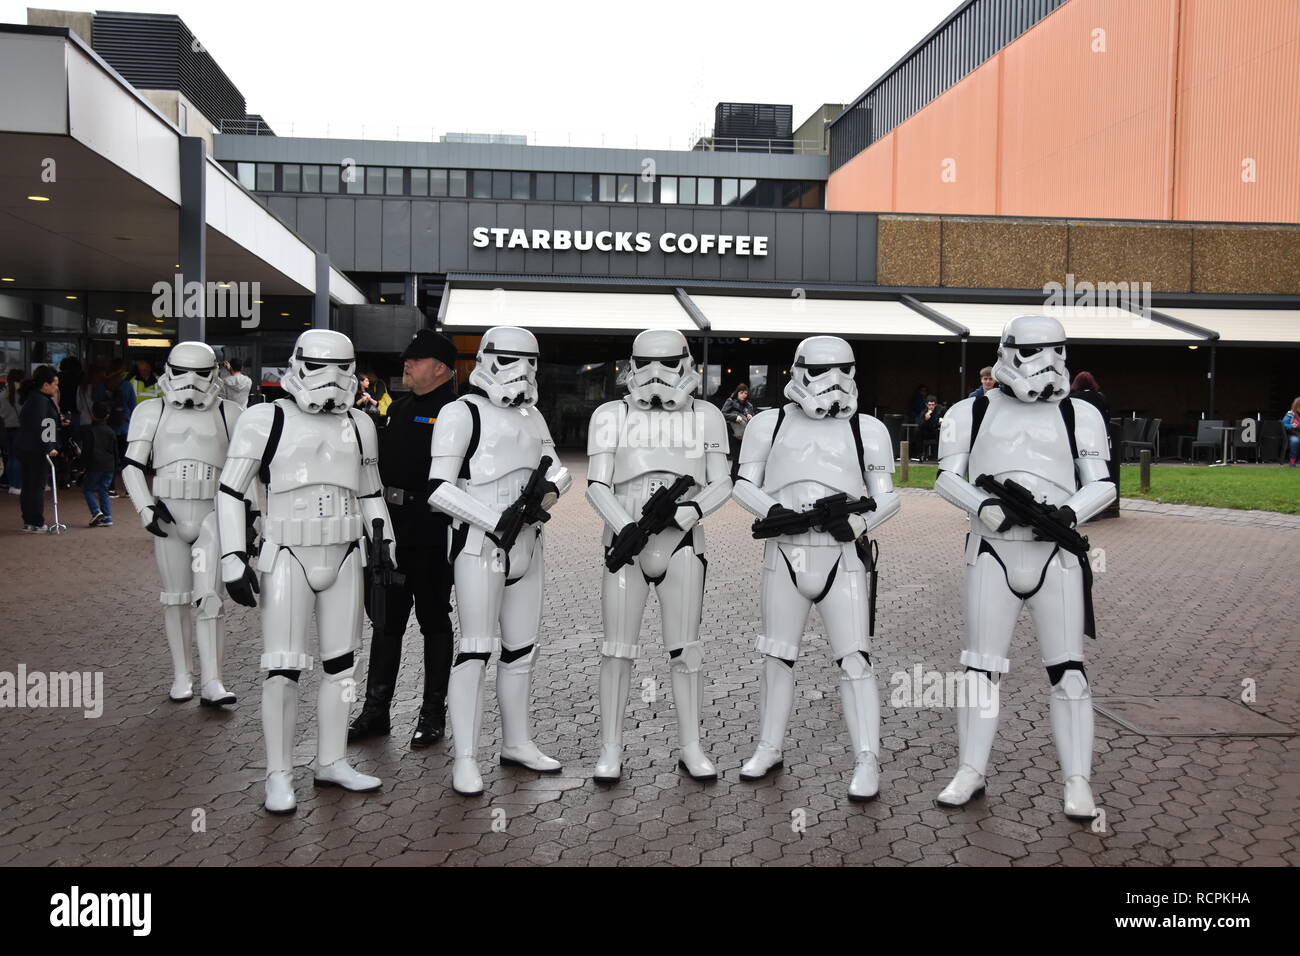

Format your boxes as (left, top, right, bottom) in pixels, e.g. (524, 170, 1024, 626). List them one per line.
(497, 647, 561, 773)
(314, 667, 382, 793)
(195, 615, 236, 706)
(936, 670, 1000, 808)
(670, 649, 717, 781)
(262, 675, 298, 814)
(448, 657, 487, 796)
(838, 659, 882, 802)
(1050, 669, 1097, 821)
(740, 656, 795, 781)
(162, 602, 195, 702)
(592, 655, 632, 782)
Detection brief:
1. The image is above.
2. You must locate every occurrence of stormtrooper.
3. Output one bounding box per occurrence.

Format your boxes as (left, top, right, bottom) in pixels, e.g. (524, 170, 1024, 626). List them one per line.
(217, 329, 395, 814)
(585, 329, 731, 783)
(123, 340, 242, 706)
(933, 314, 1115, 821)
(732, 335, 900, 802)
(427, 326, 573, 797)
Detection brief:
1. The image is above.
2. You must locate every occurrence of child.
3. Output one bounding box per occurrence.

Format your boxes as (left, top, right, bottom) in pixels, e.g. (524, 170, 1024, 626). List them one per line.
(84, 401, 117, 526)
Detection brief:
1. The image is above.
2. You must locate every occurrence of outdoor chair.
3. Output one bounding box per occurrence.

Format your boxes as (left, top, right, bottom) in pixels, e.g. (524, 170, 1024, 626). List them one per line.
(1123, 418, 1161, 462)
(1178, 419, 1224, 463)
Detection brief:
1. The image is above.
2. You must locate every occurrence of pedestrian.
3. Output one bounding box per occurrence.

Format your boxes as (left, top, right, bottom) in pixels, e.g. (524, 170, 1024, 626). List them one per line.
(218, 357, 252, 408)
(916, 395, 946, 459)
(128, 357, 161, 408)
(0, 368, 21, 494)
(1283, 397, 1300, 467)
(354, 373, 381, 419)
(97, 359, 134, 493)
(15, 365, 60, 532)
(969, 366, 995, 399)
(349, 329, 460, 748)
(908, 384, 930, 419)
(720, 382, 756, 469)
(82, 400, 116, 526)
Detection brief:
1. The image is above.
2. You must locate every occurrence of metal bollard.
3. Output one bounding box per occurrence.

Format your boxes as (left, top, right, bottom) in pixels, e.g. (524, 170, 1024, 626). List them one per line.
(1139, 449, 1151, 492)
(900, 441, 910, 483)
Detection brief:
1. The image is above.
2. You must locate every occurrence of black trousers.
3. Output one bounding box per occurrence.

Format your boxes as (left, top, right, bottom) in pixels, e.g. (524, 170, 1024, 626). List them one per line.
(361, 511, 454, 708)
(19, 453, 48, 526)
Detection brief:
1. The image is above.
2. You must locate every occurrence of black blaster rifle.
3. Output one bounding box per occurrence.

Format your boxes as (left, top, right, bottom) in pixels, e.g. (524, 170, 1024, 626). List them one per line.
(973, 474, 1097, 638)
(368, 517, 405, 639)
(751, 492, 877, 540)
(492, 455, 555, 557)
(605, 474, 696, 572)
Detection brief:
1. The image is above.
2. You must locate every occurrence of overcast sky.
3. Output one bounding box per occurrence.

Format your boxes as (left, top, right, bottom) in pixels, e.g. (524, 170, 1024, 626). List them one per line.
(5, 0, 960, 147)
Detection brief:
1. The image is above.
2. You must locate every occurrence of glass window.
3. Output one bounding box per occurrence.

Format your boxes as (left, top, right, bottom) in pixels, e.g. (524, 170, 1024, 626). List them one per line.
(782, 181, 803, 208)
(801, 182, 823, 208)
(720, 178, 739, 205)
(449, 169, 468, 197)
(617, 175, 636, 202)
(659, 176, 677, 204)
(738, 179, 757, 206)
(697, 177, 715, 205)
(554, 173, 573, 201)
(302, 165, 320, 192)
(345, 164, 363, 194)
(748, 366, 769, 403)
(430, 169, 448, 197)
(512, 172, 530, 200)
(255, 163, 275, 191)
(535, 173, 554, 201)
(282, 165, 301, 192)
(472, 170, 492, 198)
(492, 171, 511, 199)
(598, 175, 616, 202)
(237, 163, 256, 190)
(574, 174, 594, 202)
(386, 167, 404, 195)
(637, 177, 653, 203)
(678, 177, 696, 204)
(322, 165, 340, 193)
(366, 167, 385, 194)
(410, 168, 428, 196)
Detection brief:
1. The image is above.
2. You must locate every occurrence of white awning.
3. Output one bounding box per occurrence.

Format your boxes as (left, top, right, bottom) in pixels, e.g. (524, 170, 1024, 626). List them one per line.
(689, 294, 951, 339)
(440, 288, 695, 333)
(1157, 308, 1300, 345)
(920, 301, 1203, 342)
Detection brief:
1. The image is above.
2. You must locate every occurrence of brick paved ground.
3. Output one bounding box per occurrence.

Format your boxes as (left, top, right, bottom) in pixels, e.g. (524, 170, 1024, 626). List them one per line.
(0, 459, 1296, 867)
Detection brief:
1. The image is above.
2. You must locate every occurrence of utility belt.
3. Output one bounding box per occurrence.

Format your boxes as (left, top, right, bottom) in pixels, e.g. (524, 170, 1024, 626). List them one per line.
(384, 485, 421, 507)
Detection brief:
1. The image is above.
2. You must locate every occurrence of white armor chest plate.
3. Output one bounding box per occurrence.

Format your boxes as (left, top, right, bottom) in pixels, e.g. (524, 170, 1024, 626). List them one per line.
(612, 402, 707, 492)
(464, 400, 548, 508)
(263, 407, 364, 547)
(151, 405, 229, 470)
(969, 397, 1078, 501)
(764, 412, 866, 506)
(150, 405, 229, 500)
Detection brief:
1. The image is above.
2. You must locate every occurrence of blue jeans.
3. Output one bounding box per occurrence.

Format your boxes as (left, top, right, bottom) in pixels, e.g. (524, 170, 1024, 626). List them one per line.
(1287, 434, 1299, 462)
(2, 431, 19, 488)
(83, 471, 113, 519)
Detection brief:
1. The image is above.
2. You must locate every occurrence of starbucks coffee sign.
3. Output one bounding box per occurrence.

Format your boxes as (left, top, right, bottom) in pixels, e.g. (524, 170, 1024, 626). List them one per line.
(471, 226, 769, 256)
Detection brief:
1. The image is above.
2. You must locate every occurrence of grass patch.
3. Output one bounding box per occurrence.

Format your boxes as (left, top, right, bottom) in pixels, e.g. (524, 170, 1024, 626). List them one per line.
(892, 463, 1299, 514)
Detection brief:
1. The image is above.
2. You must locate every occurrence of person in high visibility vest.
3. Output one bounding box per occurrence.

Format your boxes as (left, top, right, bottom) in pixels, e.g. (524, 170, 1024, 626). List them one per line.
(129, 358, 163, 406)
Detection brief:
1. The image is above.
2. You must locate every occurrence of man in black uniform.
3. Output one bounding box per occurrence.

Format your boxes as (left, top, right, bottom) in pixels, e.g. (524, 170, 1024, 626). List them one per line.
(349, 329, 459, 747)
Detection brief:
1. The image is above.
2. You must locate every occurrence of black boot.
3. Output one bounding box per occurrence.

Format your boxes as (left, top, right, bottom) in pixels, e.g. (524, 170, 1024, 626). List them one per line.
(410, 698, 445, 748)
(348, 687, 393, 742)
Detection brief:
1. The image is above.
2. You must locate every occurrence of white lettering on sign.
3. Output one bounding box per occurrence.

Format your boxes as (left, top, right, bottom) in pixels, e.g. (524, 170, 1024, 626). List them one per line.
(471, 226, 769, 256)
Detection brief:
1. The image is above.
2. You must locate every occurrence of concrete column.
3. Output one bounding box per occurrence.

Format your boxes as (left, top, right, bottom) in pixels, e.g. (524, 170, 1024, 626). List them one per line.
(314, 253, 330, 329)
(178, 136, 206, 342)
(404, 274, 418, 308)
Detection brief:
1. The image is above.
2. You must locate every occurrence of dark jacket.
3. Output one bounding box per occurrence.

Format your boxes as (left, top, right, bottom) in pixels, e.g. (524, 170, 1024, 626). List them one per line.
(1069, 388, 1109, 419)
(83, 420, 117, 473)
(379, 380, 458, 538)
(15, 391, 59, 458)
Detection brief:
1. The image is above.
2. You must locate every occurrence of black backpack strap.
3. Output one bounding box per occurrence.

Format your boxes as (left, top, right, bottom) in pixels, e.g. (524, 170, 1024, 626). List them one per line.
(259, 401, 285, 486)
(772, 404, 787, 445)
(848, 414, 869, 485)
(217, 401, 230, 441)
(969, 392, 990, 449)
(458, 398, 481, 481)
(1059, 397, 1079, 461)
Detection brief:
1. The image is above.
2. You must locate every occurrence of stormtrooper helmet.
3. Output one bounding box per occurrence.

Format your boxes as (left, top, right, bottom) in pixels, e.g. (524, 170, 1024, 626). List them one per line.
(469, 326, 539, 408)
(625, 329, 699, 411)
(993, 315, 1070, 403)
(785, 335, 858, 419)
(281, 329, 357, 414)
(159, 341, 221, 410)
